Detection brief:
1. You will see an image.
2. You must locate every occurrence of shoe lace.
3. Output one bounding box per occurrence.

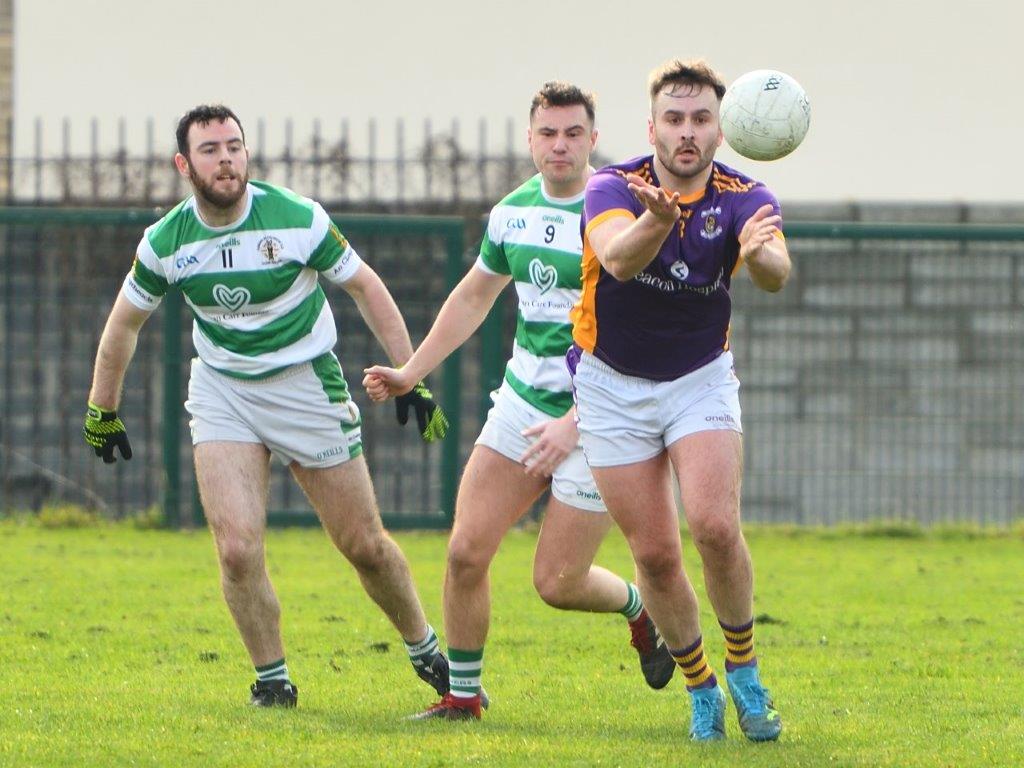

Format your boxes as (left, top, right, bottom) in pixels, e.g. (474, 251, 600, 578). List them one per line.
(691, 694, 721, 736)
(734, 680, 771, 716)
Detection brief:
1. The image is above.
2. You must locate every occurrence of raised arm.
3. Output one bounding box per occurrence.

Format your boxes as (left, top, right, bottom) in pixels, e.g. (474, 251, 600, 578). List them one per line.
(739, 203, 791, 292)
(588, 173, 680, 281)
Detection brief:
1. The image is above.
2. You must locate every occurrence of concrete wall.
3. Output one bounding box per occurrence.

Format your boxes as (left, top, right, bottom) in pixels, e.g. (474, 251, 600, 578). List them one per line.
(731, 222, 1023, 525)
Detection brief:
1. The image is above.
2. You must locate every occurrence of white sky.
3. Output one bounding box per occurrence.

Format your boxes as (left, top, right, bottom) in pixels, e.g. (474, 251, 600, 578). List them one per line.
(15, 0, 1022, 203)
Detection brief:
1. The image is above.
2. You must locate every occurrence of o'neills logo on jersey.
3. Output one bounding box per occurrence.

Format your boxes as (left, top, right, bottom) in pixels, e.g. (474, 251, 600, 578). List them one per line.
(258, 235, 285, 264)
(700, 206, 723, 240)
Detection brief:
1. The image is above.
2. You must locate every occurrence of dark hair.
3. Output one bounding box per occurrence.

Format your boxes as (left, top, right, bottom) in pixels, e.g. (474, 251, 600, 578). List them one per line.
(175, 104, 245, 155)
(529, 81, 596, 123)
(648, 59, 727, 102)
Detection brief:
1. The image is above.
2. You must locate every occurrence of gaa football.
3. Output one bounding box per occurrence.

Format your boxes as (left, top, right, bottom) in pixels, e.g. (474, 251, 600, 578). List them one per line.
(720, 70, 811, 161)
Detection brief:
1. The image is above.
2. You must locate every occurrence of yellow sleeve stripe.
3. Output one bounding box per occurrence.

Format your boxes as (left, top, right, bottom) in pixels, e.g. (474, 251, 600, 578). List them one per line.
(584, 208, 636, 235)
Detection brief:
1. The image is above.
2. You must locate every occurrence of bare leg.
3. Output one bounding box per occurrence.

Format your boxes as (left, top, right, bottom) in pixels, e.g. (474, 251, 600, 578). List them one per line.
(290, 455, 428, 642)
(668, 430, 752, 626)
(443, 446, 548, 650)
(589, 452, 703, 649)
(195, 441, 282, 666)
(532, 499, 625, 612)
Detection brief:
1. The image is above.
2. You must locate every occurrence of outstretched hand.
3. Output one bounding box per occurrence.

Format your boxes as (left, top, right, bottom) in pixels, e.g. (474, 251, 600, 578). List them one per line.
(739, 204, 782, 264)
(626, 173, 681, 224)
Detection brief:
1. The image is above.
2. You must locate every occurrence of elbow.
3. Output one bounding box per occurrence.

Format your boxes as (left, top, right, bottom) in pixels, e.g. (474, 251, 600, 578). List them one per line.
(757, 269, 790, 293)
(603, 259, 638, 282)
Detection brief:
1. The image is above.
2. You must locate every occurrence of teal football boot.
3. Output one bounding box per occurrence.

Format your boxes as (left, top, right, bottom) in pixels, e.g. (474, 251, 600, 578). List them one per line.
(726, 666, 782, 741)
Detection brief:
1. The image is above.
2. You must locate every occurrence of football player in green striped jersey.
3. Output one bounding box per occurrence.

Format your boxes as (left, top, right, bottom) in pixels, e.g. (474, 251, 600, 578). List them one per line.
(84, 105, 450, 707)
(364, 83, 674, 721)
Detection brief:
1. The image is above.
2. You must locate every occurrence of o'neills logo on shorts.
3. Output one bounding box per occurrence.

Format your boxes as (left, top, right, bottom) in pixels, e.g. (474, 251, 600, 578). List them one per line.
(576, 489, 603, 501)
(315, 445, 348, 461)
(705, 415, 736, 424)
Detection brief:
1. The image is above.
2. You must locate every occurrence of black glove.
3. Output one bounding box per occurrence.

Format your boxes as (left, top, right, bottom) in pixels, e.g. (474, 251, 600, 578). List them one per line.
(395, 382, 449, 443)
(83, 402, 133, 463)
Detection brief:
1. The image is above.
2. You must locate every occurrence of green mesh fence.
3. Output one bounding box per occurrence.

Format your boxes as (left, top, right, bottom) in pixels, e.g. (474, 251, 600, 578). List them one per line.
(2, 211, 1023, 527)
(0, 208, 466, 528)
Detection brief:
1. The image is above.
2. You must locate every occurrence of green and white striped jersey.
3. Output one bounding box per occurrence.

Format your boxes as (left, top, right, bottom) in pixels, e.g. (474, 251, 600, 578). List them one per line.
(476, 173, 585, 417)
(123, 181, 362, 379)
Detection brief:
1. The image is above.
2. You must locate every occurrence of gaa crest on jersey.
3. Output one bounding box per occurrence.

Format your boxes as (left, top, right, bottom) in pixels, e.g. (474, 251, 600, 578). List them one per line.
(669, 259, 690, 282)
(700, 206, 723, 240)
(258, 235, 285, 264)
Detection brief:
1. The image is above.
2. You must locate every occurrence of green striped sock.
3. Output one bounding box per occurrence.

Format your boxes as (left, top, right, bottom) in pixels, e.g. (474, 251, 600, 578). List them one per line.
(447, 647, 483, 699)
(255, 657, 290, 683)
(404, 625, 440, 667)
(619, 582, 644, 622)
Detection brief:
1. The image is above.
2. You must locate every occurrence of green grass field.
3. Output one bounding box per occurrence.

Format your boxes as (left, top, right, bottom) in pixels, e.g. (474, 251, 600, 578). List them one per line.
(0, 519, 1021, 767)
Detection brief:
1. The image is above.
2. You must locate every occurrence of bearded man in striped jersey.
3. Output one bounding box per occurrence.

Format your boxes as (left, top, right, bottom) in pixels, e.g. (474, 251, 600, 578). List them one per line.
(363, 82, 675, 721)
(83, 105, 450, 708)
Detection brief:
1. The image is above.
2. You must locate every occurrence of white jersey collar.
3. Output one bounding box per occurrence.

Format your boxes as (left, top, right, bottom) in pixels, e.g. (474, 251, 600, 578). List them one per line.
(190, 184, 254, 232)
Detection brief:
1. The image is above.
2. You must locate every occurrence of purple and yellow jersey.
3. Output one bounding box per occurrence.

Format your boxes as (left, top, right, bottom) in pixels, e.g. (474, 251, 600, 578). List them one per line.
(570, 156, 782, 381)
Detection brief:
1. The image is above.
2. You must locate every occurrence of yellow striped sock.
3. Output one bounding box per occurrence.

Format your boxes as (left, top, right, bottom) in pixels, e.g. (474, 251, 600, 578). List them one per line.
(670, 636, 718, 691)
(720, 618, 756, 670)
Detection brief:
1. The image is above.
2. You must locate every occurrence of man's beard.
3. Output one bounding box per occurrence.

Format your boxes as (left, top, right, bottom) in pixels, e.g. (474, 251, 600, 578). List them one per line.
(656, 139, 714, 181)
(189, 165, 249, 209)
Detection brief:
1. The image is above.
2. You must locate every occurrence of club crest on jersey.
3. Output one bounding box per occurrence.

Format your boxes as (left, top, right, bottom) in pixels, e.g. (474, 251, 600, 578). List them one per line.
(669, 259, 690, 281)
(258, 235, 285, 264)
(212, 284, 251, 313)
(528, 258, 558, 295)
(700, 206, 723, 240)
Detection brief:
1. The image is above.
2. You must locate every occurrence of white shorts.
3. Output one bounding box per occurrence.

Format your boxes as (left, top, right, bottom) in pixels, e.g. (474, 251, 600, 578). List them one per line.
(573, 351, 742, 468)
(475, 381, 606, 513)
(185, 353, 362, 469)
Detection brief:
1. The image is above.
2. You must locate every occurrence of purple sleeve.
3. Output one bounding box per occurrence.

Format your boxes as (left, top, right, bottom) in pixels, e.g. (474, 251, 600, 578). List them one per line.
(584, 170, 639, 224)
(731, 184, 783, 239)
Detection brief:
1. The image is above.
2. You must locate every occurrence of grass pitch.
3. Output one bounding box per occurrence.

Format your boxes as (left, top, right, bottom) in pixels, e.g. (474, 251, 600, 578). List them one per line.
(0, 520, 1020, 767)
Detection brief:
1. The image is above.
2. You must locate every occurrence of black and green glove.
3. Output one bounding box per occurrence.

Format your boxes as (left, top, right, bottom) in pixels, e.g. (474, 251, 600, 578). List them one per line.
(83, 402, 133, 463)
(395, 382, 449, 443)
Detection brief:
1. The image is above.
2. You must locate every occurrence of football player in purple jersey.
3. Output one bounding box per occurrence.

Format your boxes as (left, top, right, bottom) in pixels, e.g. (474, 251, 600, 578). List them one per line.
(568, 59, 790, 742)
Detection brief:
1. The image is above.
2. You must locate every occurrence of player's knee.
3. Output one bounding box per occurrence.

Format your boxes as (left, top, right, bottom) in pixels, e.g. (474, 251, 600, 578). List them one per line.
(217, 535, 263, 581)
(689, 513, 742, 555)
(532, 565, 580, 609)
(343, 531, 390, 574)
(446, 534, 491, 584)
(633, 541, 681, 581)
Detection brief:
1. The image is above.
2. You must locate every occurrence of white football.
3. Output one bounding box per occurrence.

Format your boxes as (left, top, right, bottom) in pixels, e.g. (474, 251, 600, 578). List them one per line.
(720, 70, 811, 161)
